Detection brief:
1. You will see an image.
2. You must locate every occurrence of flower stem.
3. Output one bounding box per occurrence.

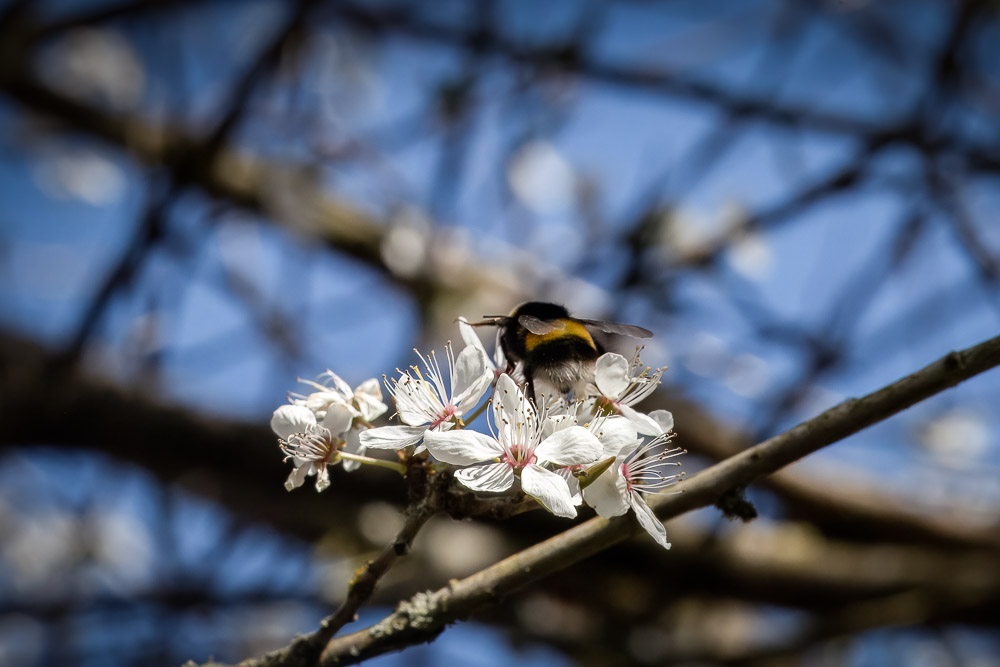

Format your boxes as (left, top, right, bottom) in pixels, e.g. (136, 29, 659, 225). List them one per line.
(462, 399, 490, 427)
(339, 451, 407, 475)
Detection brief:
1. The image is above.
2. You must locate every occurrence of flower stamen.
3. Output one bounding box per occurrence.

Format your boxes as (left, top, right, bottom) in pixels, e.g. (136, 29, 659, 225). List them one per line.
(621, 436, 685, 493)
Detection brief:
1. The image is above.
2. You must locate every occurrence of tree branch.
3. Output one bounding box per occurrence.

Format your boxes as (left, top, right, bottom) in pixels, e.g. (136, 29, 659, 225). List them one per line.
(649, 389, 1000, 551)
(316, 332, 1000, 665)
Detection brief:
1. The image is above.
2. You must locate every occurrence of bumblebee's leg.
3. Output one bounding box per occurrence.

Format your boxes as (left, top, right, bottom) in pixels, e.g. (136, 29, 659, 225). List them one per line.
(524, 364, 537, 403)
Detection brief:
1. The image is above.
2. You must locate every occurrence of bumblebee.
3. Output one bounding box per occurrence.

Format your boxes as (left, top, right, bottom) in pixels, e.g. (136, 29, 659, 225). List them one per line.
(471, 301, 653, 401)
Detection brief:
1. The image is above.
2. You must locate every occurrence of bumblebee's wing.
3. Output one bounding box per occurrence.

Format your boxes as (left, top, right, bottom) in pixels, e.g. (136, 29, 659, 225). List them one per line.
(579, 319, 653, 339)
(518, 315, 564, 335)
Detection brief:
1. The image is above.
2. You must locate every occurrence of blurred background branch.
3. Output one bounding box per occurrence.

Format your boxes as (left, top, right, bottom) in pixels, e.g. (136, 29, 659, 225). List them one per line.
(1, 0, 1000, 665)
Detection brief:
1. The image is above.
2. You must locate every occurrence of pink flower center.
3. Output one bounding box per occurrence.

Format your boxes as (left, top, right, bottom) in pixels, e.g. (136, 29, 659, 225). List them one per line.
(622, 462, 634, 492)
(430, 404, 457, 429)
(502, 445, 536, 469)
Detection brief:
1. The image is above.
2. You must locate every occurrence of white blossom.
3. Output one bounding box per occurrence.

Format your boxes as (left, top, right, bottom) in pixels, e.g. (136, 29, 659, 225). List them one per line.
(582, 434, 684, 549)
(550, 411, 638, 506)
(286, 371, 386, 472)
(270, 403, 354, 492)
(424, 374, 602, 517)
(541, 405, 585, 504)
(361, 343, 493, 452)
(590, 351, 673, 436)
(290, 371, 387, 423)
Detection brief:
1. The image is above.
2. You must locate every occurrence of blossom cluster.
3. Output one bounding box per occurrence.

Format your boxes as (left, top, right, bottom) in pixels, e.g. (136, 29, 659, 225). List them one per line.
(269, 318, 683, 548)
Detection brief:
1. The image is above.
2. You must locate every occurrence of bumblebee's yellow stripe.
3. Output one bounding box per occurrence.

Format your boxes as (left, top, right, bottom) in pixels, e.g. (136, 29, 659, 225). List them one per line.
(525, 319, 596, 351)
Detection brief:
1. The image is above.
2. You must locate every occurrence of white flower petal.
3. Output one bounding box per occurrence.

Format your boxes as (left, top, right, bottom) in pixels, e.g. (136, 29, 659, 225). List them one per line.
(354, 379, 387, 421)
(595, 353, 630, 399)
(341, 429, 365, 472)
(495, 373, 525, 419)
(354, 377, 382, 400)
(451, 345, 493, 413)
(631, 493, 670, 549)
(423, 429, 503, 465)
(314, 465, 331, 493)
(559, 469, 583, 506)
(649, 409, 674, 434)
(359, 425, 427, 450)
(325, 371, 354, 398)
(303, 391, 347, 415)
(391, 374, 436, 426)
(542, 414, 577, 438)
(354, 393, 387, 422)
(492, 374, 537, 442)
(458, 316, 508, 373)
(582, 465, 629, 518)
(619, 403, 665, 437)
(521, 465, 577, 518)
(322, 403, 354, 436)
(284, 464, 309, 491)
(591, 416, 639, 458)
(535, 426, 602, 466)
(620, 440, 643, 460)
(455, 462, 515, 492)
(271, 405, 317, 440)
(458, 317, 492, 365)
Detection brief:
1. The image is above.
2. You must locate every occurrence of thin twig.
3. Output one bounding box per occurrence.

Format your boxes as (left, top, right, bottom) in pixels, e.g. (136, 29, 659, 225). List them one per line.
(338, 451, 407, 475)
(460, 398, 490, 427)
(237, 499, 438, 667)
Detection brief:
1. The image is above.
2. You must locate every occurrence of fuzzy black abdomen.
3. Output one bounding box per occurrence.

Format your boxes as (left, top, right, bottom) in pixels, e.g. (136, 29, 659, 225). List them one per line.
(528, 336, 600, 367)
(524, 337, 601, 398)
